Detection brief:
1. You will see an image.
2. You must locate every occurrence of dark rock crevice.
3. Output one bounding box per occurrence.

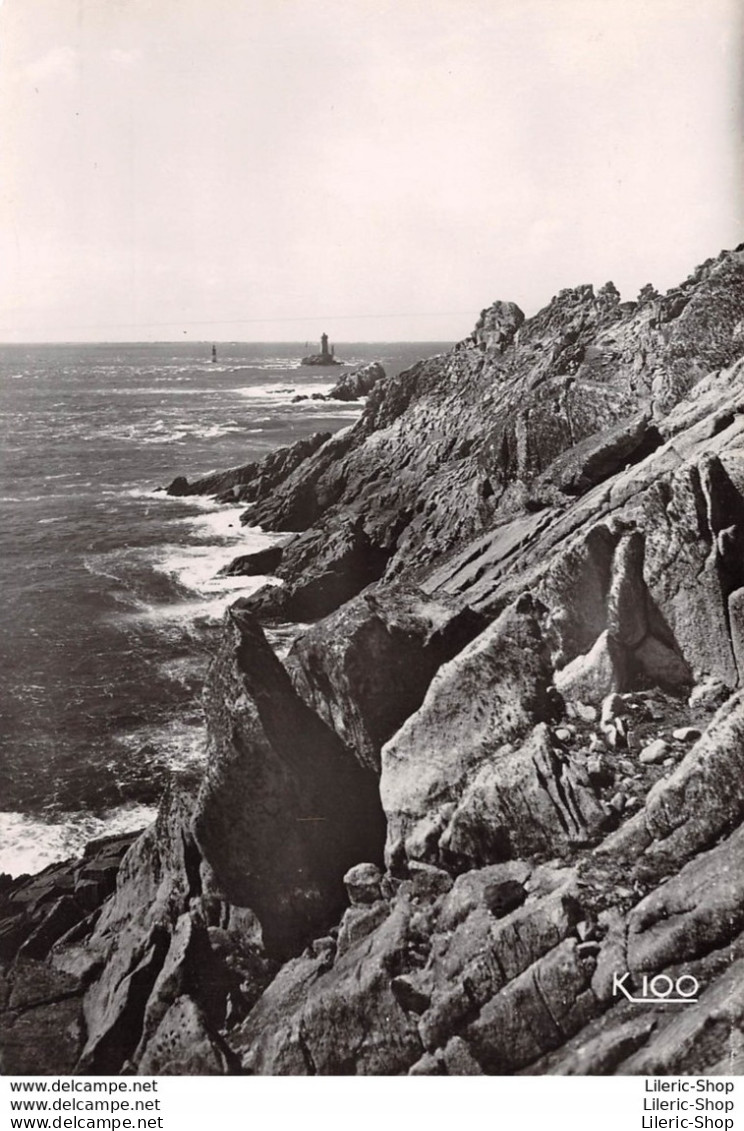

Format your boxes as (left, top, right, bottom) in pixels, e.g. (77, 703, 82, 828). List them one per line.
(8, 246, 744, 1077)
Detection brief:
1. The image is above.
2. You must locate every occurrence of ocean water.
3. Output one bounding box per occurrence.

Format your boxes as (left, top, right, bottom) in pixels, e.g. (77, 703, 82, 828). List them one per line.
(0, 341, 450, 876)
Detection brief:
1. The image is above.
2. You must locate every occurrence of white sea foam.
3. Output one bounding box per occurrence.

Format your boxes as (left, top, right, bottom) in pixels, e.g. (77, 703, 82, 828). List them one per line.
(86, 505, 282, 628)
(0, 804, 156, 878)
(253, 358, 302, 370)
(122, 488, 257, 516)
(190, 423, 245, 439)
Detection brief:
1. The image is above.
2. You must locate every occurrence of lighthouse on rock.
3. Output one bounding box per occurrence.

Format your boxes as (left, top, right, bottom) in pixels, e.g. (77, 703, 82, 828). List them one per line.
(301, 332, 341, 366)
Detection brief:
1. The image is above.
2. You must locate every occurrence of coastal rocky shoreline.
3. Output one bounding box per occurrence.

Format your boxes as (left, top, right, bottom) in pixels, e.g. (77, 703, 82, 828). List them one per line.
(4, 246, 744, 1074)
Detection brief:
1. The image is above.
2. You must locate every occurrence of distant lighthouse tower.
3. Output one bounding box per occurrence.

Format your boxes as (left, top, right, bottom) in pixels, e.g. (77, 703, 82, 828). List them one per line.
(321, 332, 331, 361)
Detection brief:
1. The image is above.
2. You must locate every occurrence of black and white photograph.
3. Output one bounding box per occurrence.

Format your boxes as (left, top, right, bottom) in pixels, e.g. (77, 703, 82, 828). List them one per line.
(0, 0, 743, 1084)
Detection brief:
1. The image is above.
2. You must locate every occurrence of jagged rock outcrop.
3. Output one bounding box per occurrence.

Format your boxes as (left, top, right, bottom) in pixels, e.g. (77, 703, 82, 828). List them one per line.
(218, 543, 288, 578)
(0, 834, 139, 1074)
(381, 596, 565, 866)
(7, 245, 744, 1076)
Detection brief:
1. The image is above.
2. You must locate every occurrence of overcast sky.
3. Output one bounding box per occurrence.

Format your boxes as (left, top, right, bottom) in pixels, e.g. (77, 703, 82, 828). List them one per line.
(0, 0, 741, 342)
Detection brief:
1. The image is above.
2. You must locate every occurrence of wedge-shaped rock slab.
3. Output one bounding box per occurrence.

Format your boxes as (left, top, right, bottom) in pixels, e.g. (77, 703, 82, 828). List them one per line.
(286, 585, 485, 772)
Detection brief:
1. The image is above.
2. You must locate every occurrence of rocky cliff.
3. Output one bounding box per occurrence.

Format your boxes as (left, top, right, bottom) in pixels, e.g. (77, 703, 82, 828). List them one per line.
(4, 246, 744, 1075)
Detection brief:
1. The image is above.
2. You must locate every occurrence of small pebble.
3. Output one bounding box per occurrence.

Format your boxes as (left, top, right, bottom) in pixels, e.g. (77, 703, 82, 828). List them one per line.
(555, 727, 573, 742)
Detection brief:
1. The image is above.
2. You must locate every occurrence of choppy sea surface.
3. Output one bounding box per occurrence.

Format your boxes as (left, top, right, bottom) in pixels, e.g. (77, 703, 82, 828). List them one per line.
(0, 341, 450, 875)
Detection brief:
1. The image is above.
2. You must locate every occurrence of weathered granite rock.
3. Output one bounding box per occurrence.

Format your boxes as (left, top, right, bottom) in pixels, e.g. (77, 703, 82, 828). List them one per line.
(381, 596, 560, 867)
(232, 251, 744, 596)
(0, 833, 142, 1074)
(465, 937, 598, 1072)
(438, 724, 608, 869)
(285, 585, 485, 771)
(133, 912, 234, 1063)
(626, 821, 744, 974)
(639, 739, 669, 765)
(343, 863, 383, 906)
(554, 631, 629, 702)
(1, 991, 84, 1074)
(76, 785, 202, 1073)
(547, 413, 662, 497)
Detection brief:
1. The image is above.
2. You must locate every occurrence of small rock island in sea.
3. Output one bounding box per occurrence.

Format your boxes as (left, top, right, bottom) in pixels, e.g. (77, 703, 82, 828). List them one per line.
(301, 331, 341, 366)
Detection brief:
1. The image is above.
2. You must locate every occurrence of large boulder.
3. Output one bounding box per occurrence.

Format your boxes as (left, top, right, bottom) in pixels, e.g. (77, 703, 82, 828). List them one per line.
(10, 246, 744, 1078)
(192, 602, 386, 955)
(471, 300, 525, 351)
